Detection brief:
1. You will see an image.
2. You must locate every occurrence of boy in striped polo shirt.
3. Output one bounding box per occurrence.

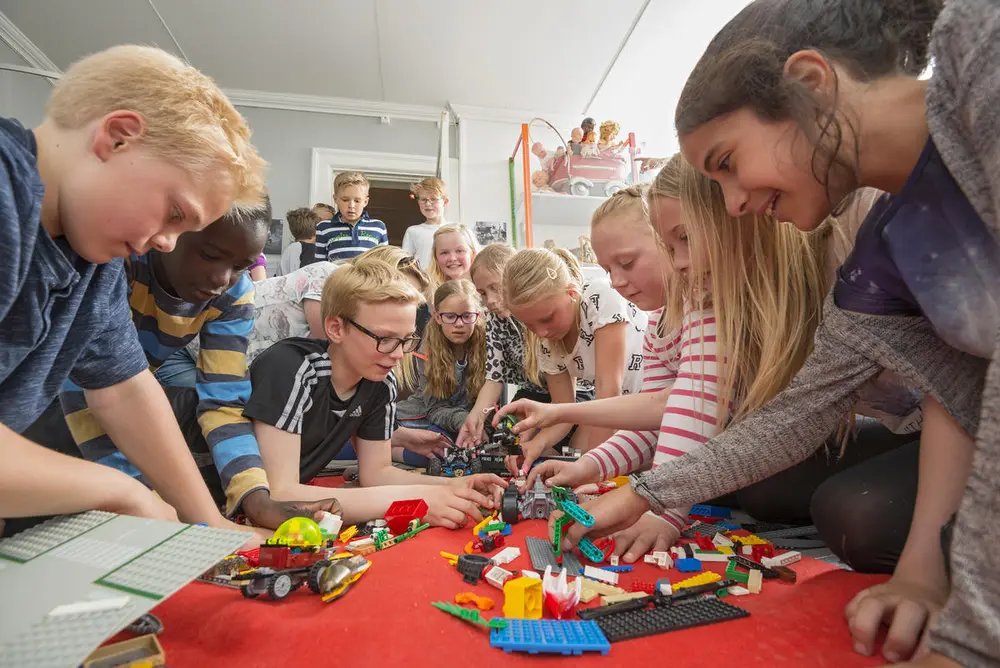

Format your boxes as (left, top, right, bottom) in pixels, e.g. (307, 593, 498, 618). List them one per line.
(315, 171, 388, 262)
(56, 200, 341, 529)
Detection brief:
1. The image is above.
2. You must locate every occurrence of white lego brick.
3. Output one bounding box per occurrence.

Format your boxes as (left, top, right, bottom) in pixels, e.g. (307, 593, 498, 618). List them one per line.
(643, 554, 657, 564)
(48, 597, 131, 618)
(583, 565, 619, 586)
(727, 585, 751, 596)
(491, 547, 521, 566)
(747, 569, 763, 594)
(349, 537, 374, 547)
(484, 565, 514, 590)
(741, 545, 754, 556)
(669, 547, 685, 559)
(657, 582, 673, 595)
(651, 551, 672, 569)
(712, 533, 734, 548)
(693, 551, 729, 563)
(609, 555, 620, 566)
(762, 550, 801, 568)
(521, 569, 541, 580)
(317, 512, 343, 537)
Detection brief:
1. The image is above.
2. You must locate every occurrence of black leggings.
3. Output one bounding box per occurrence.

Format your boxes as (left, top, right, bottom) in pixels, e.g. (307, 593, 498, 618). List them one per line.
(713, 419, 920, 574)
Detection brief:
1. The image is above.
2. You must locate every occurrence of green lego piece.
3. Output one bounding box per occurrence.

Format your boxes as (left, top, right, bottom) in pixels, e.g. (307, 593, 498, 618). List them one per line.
(550, 485, 572, 506)
(725, 559, 750, 585)
(431, 602, 507, 629)
(551, 513, 575, 562)
(483, 522, 506, 533)
(716, 587, 729, 598)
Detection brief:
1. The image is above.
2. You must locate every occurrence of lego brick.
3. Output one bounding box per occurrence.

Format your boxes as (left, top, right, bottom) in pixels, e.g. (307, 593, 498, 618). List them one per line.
(774, 566, 797, 583)
(681, 521, 728, 539)
(675, 558, 702, 572)
(583, 565, 618, 586)
(716, 546, 734, 555)
(688, 504, 732, 519)
(484, 565, 514, 590)
(656, 580, 673, 595)
(609, 555, 619, 566)
(736, 534, 769, 546)
(673, 571, 722, 591)
(0, 511, 117, 563)
(729, 554, 780, 579)
(82, 633, 165, 668)
(491, 547, 521, 566)
(747, 569, 763, 594)
(524, 537, 582, 575)
(457, 554, 491, 585)
(727, 586, 751, 596)
(521, 569, 541, 579)
(503, 577, 543, 619)
(739, 521, 793, 534)
(592, 564, 633, 573)
(96, 525, 249, 600)
(712, 533, 734, 548)
(490, 619, 610, 656)
(601, 591, 648, 606)
(595, 597, 749, 642)
(771, 537, 826, 550)
(762, 551, 802, 568)
(755, 525, 819, 540)
(693, 550, 729, 563)
(693, 535, 715, 551)
(629, 580, 656, 594)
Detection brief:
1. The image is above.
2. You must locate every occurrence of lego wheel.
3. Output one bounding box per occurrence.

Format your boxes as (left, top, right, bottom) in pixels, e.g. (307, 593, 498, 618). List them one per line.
(452, 468, 466, 477)
(240, 584, 259, 599)
(471, 458, 483, 475)
(501, 485, 520, 524)
(308, 560, 332, 594)
(427, 458, 443, 476)
(267, 573, 294, 600)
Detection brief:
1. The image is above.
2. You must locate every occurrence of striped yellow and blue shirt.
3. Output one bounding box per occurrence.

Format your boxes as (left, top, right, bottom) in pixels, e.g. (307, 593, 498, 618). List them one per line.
(60, 253, 268, 515)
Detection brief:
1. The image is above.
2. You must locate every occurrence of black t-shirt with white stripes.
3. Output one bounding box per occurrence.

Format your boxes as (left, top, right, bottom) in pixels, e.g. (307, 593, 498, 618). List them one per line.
(244, 337, 396, 483)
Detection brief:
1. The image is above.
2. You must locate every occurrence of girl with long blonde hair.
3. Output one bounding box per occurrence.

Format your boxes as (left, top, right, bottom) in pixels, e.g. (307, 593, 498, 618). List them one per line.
(428, 223, 478, 287)
(395, 280, 487, 451)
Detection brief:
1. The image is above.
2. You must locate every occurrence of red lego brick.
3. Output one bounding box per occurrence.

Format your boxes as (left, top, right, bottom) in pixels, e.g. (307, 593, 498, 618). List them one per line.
(751, 544, 775, 562)
(694, 535, 715, 551)
(629, 580, 656, 594)
(384, 499, 429, 536)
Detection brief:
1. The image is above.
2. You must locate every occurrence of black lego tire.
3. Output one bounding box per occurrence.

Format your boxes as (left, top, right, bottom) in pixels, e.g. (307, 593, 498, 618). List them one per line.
(308, 560, 332, 594)
(501, 485, 520, 524)
(471, 458, 484, 475)
(240, 584, 259, 599)
(427, 458, 443, 477)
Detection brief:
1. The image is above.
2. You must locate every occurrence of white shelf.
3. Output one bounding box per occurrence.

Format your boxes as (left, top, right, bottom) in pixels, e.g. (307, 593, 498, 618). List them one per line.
(514, 191, 608, 249)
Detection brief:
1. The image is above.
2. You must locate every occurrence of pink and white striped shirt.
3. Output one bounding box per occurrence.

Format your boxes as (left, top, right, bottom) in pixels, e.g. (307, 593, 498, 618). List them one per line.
(584, 305, 723, 530)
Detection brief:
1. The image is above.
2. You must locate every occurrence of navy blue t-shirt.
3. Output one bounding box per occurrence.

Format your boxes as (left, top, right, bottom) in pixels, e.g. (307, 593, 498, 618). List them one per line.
(834, 138, 1000, 358)
(0, 117, 148, 433)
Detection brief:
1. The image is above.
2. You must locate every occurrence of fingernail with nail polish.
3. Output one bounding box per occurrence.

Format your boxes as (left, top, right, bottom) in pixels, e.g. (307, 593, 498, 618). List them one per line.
(853, 643, 870, 657)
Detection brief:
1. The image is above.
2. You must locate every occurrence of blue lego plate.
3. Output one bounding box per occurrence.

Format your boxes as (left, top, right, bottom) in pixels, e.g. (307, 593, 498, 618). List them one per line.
(490, 619, 611, 655)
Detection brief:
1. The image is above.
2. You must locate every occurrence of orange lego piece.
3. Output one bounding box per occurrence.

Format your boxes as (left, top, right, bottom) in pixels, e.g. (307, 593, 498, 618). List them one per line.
(455, 591, 495, 611)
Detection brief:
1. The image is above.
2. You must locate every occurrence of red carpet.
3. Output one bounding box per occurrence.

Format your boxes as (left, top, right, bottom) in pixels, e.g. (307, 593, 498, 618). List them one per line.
(129, 519, 890, 667)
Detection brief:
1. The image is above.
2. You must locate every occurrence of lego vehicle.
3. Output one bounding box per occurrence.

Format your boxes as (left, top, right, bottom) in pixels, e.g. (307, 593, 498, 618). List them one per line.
(427, 446, 484, 477)
(482, 407, 522, 457)
(501, 478, 578, 524)
(317, 555, 372, 602)
(232, 539, 337, 601)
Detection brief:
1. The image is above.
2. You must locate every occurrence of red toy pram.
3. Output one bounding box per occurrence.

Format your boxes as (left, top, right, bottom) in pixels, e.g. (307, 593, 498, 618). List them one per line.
(546, 147, 630, 197)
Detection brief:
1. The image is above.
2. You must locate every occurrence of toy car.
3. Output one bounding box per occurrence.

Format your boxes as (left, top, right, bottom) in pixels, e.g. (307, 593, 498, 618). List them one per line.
(427, 446, 485, 477)
(231, 540, 338, 601)
(501, 478, 578, 524)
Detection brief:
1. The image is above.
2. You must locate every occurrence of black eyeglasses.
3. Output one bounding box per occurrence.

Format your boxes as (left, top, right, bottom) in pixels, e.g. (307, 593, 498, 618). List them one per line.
(347, 319, 422, 354)
(397, 254, 417, 269)
(439, 311, 480, 325)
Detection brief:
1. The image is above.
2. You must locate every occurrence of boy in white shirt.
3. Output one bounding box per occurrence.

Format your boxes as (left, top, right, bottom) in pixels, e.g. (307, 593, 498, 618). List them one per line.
(402, 177, 449, 270)
(278, 207, 320, 275)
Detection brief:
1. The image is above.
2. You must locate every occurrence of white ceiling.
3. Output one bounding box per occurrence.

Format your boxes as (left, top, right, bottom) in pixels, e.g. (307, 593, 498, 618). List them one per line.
(0, 0, 751, 154)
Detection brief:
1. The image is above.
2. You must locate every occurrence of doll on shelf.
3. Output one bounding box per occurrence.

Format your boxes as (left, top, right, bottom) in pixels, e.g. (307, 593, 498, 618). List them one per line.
(598, 120, 625, 150)
(581, 117, 596, 144)
(568, 127, 584, 156)
(531, 170, 556, 192)
(531, 142, 554, 172)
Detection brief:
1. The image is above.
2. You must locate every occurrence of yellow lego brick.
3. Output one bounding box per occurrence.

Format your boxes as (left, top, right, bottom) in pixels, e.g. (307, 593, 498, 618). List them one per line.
(672, 571, 723, 591)
(338, 525, 358, 543)
(717, 546, 734, 555)
(471, 514, 494, 538)
(439, 551, 459, 566)
(737, 534, 770, 546)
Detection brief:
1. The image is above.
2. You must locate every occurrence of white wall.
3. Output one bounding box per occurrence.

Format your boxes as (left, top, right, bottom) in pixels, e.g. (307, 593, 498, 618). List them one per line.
(237, 106, 445, 221)
(0, 42, 51, 127)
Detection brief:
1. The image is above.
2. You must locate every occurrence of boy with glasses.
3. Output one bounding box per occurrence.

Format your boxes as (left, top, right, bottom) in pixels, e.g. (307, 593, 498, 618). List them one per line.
(403, 177, 449, 270)
(243, 261, 504, 529)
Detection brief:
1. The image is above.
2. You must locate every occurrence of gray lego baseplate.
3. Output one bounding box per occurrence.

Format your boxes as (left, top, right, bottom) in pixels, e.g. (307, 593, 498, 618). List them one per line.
(0, 511, 249, 668)
(680, 521, 731, 539)
(525, 536, 582, 574)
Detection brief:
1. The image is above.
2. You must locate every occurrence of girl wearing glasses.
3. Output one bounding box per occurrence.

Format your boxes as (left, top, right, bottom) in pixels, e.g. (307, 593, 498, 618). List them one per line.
(396, 280, 488, 446)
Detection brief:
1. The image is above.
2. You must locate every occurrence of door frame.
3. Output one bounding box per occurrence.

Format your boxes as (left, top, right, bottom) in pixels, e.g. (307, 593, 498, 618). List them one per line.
(309, 148, 437, 206)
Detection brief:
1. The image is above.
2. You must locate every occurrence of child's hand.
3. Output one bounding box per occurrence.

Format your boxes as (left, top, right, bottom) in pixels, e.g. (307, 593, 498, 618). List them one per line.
(494, 399, 564, 434)
(450, 473, 507, 509)
(457, 412, 486, 448)
(610, 513, 680, 563)
(103, 476, 180, 523)
(846, 575, 948, 662)
(505, 431, 554, 476)
(241, 489, 343, 530)
(523, 458, 601, 491)
(421, 485, 492, 529)
(891, 652, 963, 668)
(551, 484, 650, 548)
(392, 426, 450, 457)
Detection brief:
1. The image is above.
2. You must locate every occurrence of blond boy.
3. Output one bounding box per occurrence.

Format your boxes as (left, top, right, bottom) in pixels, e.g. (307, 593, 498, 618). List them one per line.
(244, 259, 505, 527)
(402, 176, 449, 270)
(315, 171, 388, 262)
(0, 45, 265, 533)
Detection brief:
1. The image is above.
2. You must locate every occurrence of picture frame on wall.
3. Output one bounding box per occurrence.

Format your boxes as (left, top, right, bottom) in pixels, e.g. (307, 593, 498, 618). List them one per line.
(263, 219, 284, 255)
(474, 221, 507, 246)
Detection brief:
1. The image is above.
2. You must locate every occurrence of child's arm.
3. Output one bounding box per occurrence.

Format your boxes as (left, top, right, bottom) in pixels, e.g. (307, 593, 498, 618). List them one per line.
(255, 422, 485, 525)
(194, 278, 270, 516)
(84, 371, 236, 526)
(587, 321, 629, 448)
(0, 423, 177, 521)
(848, 396, 972, 661)
(458, 380, 504, 447)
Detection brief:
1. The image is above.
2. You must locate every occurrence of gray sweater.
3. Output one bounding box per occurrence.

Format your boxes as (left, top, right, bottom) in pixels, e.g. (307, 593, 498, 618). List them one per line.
(633, 1, 1000, 663)
(394, 356, 472, 434)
